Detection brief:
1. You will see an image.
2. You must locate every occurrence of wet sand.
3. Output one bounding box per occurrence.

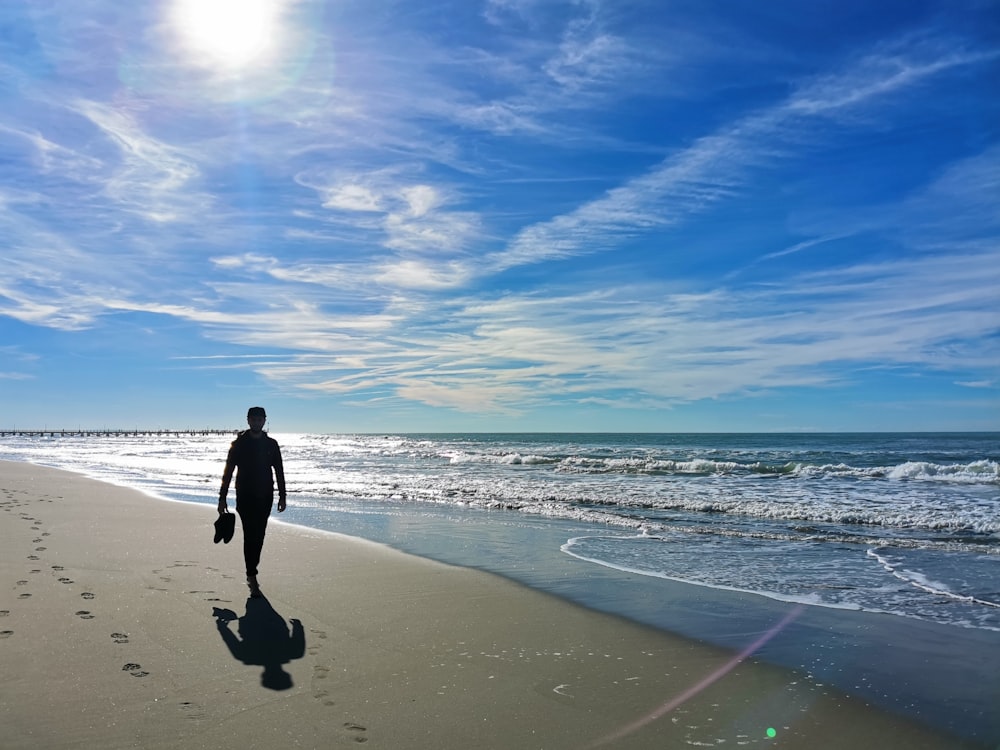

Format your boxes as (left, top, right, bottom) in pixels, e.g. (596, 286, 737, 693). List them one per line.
(0, 461, 981, 749)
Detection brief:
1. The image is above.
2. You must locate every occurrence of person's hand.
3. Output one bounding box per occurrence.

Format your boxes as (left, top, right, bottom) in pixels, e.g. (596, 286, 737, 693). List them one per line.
(213, 607, 237, 624)
(277, 495, 287, 513)
(218, 497, 228, 514)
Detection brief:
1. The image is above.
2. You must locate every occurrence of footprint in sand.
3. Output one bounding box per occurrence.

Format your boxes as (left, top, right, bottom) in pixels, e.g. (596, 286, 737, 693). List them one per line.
(122, 663, 149, 677)
(16, 580, 28, 586)
(76, 610, 94, 619)
(0, 630, 12, 639)
(52, 565, 64, 571)
(0, 610, 9, 617)
(308, 630, 327, 656)
(18, 593, 31, 599)
(81, 592, 95, 600)
(59, 577, 74, 584)
(179, 701, 207, 720)
(343, 723, 368, 743)
(27, 555, 39, 561)
(111, 632, 129, 644)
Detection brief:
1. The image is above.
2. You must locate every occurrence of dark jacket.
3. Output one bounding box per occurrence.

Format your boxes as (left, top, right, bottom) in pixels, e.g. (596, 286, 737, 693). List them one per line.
(220, 431, 286, 501)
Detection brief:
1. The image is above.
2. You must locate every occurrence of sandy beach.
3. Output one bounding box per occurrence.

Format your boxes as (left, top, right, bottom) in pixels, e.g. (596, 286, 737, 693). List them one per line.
(0, 460, 982, 749)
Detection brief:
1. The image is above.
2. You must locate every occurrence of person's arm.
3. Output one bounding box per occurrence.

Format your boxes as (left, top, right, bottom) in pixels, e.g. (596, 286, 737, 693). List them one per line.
(273, 441, 287, 512)
(219, 442, 237, 513)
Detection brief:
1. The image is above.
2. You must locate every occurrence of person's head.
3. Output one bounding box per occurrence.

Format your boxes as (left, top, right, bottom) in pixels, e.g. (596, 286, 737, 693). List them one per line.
(247, 406, 267, 433)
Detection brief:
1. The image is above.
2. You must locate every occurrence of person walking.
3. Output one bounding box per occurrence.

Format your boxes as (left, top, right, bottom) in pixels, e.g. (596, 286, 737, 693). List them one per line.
(218, 406, 287, 598)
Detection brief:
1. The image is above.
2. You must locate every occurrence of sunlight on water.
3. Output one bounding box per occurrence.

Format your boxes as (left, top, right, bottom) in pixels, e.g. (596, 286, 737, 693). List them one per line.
(1, 431, 997, 631)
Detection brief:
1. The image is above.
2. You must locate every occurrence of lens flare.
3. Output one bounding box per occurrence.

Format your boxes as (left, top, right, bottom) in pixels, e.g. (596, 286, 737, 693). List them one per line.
(588, 605, 805, 747)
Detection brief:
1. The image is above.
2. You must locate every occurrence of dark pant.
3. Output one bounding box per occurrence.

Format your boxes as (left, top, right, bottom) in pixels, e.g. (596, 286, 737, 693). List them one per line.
(236, 494, 273, 577)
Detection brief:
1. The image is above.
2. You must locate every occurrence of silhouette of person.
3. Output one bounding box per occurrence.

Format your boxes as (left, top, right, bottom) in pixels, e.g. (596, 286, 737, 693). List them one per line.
(213, 602, 305, 690)
(218, 406, 286, 598)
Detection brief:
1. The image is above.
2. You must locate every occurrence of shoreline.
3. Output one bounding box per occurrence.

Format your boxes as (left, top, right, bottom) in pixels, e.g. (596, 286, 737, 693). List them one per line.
(301, 495, 1000, 744)
(0, 460, 990, 748)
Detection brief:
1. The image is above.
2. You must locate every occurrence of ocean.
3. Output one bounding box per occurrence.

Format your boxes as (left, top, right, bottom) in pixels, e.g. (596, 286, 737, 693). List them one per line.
(1, 431, 998, 742)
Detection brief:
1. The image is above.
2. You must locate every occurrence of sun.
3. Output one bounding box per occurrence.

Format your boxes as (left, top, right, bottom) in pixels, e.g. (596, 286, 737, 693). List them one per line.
(171, 0, 281, 70)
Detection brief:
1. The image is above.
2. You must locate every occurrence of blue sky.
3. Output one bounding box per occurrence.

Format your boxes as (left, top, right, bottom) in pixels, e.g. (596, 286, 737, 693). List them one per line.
(1, 0, 997, 432)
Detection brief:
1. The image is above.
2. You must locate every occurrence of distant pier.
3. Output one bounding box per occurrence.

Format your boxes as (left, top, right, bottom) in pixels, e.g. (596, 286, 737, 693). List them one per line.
(0, 429, 238, 438)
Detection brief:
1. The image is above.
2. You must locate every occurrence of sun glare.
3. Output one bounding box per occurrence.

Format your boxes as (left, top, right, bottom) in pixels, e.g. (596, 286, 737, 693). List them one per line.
(172, 0, 281, 69)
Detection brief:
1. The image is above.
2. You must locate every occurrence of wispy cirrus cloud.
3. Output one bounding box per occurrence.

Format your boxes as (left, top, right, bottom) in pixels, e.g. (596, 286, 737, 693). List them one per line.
(768, 142, 1000, 272)
(488, 36, 995, 272)
(292, 166, 482, 289)
(172, 235, 999, 415)
(0, 123, 103, 179)
(956, 380, 996, 389)
(0, 346, 40, 381)
(70, 100, 208, 223)
(0, 1, 995, 428)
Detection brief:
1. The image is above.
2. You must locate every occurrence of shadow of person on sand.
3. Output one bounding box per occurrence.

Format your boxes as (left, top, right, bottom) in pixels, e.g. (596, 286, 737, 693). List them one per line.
(213, 598, 305, 690)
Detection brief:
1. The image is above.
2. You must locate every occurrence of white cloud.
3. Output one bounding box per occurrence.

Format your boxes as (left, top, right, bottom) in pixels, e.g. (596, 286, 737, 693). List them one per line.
(489, 37, 993, 272)
(0, 123, 103, 179)
(785, 38, 997, 118)
(395, 379, 527, 415)
(297, 167, 482, 257)
(374, 260, 472, 290)
(210, 254, 278, 271)
(71, 99, 206, 223)
(174, 241, 998, 414)
(0, 346, 39, 380)
(399, 185, 441, 218)
(545, 28, 630, 91)
(322, 184, 383, 212)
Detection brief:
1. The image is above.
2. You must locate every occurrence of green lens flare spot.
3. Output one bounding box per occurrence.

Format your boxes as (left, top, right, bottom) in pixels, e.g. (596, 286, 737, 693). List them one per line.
(766, 727, 777, 738)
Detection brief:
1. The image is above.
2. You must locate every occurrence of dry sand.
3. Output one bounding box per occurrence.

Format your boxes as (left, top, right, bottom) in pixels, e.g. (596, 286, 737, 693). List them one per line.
(0, 461, 978, 749)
